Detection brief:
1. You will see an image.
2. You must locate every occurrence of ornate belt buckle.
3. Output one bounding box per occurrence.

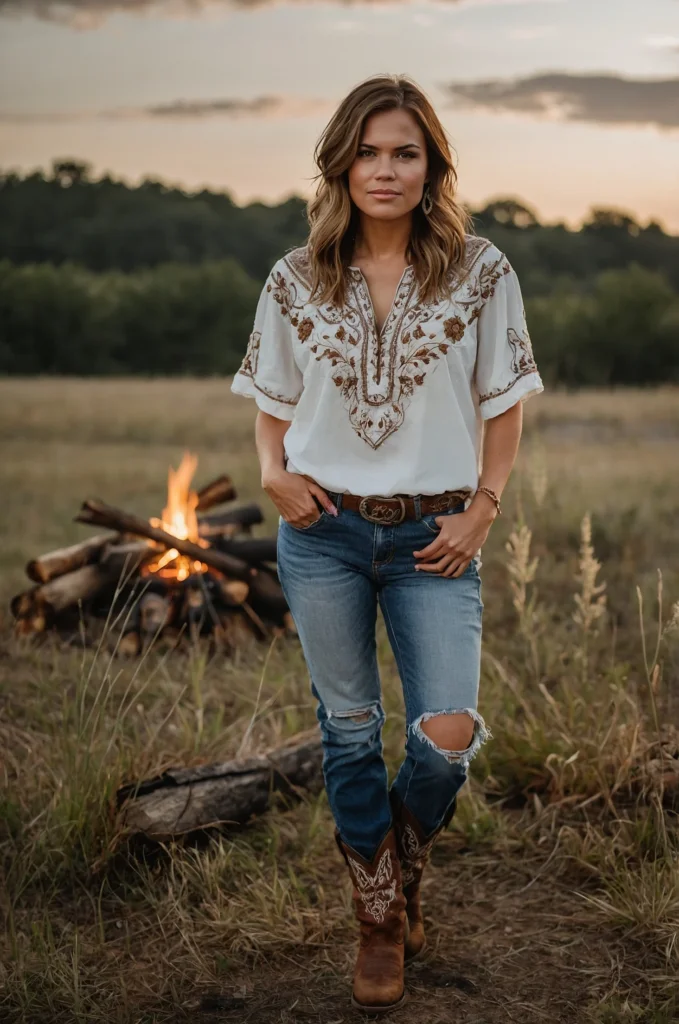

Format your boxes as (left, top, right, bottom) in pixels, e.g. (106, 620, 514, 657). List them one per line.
(359, 495, 407, 525)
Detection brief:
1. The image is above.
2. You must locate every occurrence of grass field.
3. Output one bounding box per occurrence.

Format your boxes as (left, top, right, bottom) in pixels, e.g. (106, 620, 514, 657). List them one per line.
(1, 379, 678, 1024)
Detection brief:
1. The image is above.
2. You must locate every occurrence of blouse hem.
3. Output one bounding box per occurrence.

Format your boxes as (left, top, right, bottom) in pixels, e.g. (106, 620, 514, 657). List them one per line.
(479, 373, 544, 421)
(230, 374, 298, 421)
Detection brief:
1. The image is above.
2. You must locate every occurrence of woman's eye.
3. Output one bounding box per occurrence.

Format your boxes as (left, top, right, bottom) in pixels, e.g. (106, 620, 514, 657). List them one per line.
(356, 149, 416, 159)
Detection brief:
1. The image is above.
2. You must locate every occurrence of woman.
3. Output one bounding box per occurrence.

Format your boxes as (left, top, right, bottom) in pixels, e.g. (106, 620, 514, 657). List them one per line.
(231, 74, 544, 1014)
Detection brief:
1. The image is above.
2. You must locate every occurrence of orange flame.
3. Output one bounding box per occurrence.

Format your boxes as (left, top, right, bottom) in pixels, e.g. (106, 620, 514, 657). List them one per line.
(145, 452, 208, 581)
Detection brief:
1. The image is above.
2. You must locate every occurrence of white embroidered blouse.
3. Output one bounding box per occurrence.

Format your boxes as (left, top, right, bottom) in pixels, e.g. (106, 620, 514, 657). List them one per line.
(231, 234, 544, 499)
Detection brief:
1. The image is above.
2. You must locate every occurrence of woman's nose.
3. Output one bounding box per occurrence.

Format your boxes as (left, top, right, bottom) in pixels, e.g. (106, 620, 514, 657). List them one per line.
(375, 157, 396, 179)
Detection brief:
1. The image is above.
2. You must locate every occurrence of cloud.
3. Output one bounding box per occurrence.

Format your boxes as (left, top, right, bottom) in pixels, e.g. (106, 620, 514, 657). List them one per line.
(0, 0, 565, 28)
(141, 97, 281, 118)
(0, 95, 331, 123)
(444, 72, 679, 131)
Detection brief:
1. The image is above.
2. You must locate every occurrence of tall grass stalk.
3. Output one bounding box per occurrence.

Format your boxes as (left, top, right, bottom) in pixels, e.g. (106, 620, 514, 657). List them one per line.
(573, 511, 607, 680)
(504, 517, 541, 680)
(636, 569, 665, 743)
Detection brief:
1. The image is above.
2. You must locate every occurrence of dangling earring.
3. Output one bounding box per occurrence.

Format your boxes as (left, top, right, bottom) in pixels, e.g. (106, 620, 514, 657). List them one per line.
(421, 184, 434, 216)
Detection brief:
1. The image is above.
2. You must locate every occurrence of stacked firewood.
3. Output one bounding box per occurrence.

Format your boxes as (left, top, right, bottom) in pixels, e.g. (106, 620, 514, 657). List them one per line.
(10, 475, 295, 654)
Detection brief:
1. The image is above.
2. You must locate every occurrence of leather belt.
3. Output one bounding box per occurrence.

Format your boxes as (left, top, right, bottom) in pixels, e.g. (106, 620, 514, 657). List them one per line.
(326, 488, 472, 526)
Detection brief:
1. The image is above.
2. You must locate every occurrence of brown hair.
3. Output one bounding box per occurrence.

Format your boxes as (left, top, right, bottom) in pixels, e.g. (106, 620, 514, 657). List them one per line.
(306, 74, 473, 307)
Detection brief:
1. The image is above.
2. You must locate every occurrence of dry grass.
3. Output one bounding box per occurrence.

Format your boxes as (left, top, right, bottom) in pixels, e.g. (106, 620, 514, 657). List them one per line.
(0, 379, 678, 1023)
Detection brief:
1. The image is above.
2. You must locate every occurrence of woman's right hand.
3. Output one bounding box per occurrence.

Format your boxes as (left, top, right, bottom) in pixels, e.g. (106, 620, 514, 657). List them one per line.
(263, 469, 338, 528)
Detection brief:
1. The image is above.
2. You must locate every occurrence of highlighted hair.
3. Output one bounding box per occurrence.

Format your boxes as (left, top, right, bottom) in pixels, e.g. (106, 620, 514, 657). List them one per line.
(307, 74, 473, 307)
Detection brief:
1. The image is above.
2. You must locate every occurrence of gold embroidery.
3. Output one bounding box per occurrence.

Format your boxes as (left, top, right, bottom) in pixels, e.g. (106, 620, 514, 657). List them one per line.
(239, 330, 260, 379)
(478, 326, 538, 406)
(270, 269, 305, 322)
(443, 316, 465, 341)
(461, 255, 512, 325)
(297, 317, 314, 341)
(236, 330, 300, 407)
(277, 237, 509, 449)
(246, 237, 535, 443)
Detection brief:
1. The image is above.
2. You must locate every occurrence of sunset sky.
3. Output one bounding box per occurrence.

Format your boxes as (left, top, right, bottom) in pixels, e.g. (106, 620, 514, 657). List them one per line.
(1, 0, 678, 230)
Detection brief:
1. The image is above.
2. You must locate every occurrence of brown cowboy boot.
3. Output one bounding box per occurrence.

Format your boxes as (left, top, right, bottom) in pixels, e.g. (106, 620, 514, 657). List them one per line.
(335, 827, 407, 1014)
(390, 791, 458, 961)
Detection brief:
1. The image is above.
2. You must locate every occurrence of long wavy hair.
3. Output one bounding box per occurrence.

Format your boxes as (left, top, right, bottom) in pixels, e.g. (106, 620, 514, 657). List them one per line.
(306, 74, 473, 307)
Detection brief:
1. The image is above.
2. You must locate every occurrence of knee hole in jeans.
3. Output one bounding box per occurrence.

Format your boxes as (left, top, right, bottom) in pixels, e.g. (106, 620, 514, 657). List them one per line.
(412, 708, 492, 769)
(326, 702, 384, 731)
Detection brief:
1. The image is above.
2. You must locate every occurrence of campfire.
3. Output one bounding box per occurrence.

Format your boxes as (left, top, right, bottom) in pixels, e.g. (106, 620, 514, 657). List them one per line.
(11, 454, 295, 654)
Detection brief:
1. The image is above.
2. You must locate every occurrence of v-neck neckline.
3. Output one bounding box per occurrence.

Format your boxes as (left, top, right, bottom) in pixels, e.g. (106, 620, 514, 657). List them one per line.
(348, 264, 414, 338)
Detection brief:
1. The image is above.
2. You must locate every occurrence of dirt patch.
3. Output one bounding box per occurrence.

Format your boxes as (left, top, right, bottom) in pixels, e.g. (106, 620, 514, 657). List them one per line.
(135, 839, 642, 1024)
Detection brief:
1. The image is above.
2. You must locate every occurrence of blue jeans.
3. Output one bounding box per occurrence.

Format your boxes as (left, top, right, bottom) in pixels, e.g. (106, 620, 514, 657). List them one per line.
(276, 493, 490, 860)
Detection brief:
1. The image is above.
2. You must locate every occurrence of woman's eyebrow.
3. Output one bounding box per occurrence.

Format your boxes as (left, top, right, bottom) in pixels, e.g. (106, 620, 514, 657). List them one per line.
(359, 142, 421, 151)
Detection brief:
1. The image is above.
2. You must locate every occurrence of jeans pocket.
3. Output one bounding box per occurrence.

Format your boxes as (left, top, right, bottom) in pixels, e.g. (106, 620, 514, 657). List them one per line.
(421, 503, 465, 534)
(464, 554, 482, 577)
(282, 511, 326, 532)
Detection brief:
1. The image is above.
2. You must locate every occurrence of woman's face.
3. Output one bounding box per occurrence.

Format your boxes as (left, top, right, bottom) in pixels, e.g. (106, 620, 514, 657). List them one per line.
(348, 107, 429, 222)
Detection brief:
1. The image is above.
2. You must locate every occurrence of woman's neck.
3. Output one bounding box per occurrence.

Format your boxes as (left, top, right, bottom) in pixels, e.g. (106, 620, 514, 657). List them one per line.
(352, 212, 412, 265)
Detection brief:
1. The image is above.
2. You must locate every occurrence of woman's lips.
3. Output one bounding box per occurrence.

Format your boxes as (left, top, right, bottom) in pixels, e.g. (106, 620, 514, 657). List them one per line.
(369, 191, 401, 198)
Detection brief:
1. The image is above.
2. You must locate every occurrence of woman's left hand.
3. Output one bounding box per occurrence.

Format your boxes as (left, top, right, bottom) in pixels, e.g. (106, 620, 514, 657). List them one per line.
(413, 503, 496, 577)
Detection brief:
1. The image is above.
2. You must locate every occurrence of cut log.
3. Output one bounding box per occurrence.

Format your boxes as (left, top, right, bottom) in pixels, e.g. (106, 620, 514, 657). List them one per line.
(11, 564, 111, 621)
(99, 540, 155, 579)
(198, 503, 264, 537)
(76, 499, 254, 582)
(217, 579, 250, 606)
(248, 569, 288, 616)
(14, 611, 48, 636)
(139, 591, 173, 636)
(213, 537, 278, 564)
(200, 522, 251, 541)
(118, 729, 323, 838)
(118, 631, 141, 657)
(11, 590, 37, 619)
(196, 475, 237, 512)
(42, 564, 112, 614)
(26, 534, 114, 584)
(215, 610, 261, 651)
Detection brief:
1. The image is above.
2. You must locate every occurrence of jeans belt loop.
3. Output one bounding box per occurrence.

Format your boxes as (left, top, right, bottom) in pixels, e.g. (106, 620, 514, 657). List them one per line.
(413, 495, 422, 520)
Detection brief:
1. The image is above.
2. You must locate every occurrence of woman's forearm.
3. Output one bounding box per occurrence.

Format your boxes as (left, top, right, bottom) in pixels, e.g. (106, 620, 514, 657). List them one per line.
(468, 401, 523, 520)
(255, 410, 291, 487)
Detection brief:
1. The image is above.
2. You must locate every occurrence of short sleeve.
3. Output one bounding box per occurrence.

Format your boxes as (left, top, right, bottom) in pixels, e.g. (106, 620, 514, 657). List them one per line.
(230, 263, 304, 421)
(474, 256, 544, 420)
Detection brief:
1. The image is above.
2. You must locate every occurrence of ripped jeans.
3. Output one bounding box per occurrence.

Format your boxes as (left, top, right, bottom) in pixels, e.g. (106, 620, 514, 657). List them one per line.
(276, 492, 490, 861)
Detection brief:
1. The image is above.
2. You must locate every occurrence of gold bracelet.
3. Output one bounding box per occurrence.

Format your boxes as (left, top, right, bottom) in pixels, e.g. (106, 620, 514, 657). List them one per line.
(476, 485, 502, 516)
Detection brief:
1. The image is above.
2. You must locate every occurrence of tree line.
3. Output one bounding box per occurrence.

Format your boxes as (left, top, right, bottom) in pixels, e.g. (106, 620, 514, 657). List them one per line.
(0, 161, 677, 384)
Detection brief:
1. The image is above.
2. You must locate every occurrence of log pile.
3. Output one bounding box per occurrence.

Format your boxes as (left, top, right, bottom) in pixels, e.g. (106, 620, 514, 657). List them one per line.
(10, 468, 295, 653)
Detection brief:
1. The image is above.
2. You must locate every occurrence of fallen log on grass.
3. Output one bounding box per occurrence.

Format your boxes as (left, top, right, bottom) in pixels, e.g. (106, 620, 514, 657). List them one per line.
(118, 729, 323, 839)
